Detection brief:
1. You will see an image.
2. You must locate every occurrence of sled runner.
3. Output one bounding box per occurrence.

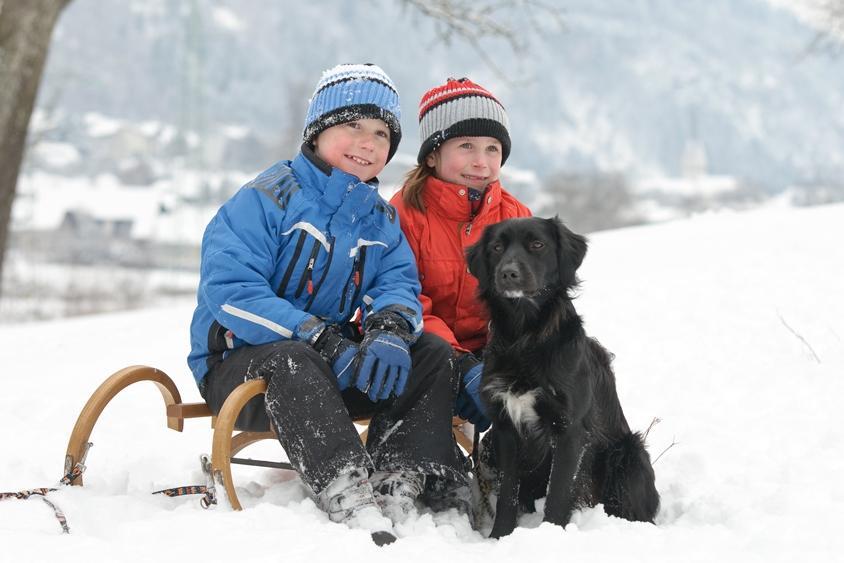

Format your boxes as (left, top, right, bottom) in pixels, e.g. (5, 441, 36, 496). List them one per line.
(64, 365, 474, 510)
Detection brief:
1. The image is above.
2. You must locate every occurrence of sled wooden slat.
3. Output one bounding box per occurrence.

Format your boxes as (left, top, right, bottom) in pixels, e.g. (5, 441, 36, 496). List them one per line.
(64, 365, 475, 510)
(166, 402, 212, 419)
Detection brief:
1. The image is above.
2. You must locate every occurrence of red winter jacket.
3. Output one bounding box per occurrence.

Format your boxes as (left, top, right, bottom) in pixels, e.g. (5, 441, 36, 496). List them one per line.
(390, 176, 531, 354)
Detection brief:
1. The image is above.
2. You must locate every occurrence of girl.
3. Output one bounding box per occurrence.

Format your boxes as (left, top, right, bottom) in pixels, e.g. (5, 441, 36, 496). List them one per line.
(189, 64, 465, 545)
(390, 77, 532, 433)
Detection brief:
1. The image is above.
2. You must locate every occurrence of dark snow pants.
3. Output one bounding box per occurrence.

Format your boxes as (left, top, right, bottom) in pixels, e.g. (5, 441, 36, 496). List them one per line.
(200, 332, 466, 495)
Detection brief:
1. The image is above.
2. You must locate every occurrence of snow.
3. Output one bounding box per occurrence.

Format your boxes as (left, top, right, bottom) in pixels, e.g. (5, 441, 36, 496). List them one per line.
(138, 120, 173, 139)
(32, 142, 81, 168)
(84, 112, 122, 138)
(13, 171, 231, 244)
(499, 165, 539, 186)
(634, 174, 738, 196)
(15, 172, 155, 232)
(531, 91, 641, 172)
(222, 125, 249, 140)
(211, 7, 245, 32)
(2, 203, 843, 561)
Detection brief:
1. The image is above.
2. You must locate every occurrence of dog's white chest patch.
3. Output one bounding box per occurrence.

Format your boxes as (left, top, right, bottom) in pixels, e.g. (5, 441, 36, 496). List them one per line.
(498, 389, 540, 430)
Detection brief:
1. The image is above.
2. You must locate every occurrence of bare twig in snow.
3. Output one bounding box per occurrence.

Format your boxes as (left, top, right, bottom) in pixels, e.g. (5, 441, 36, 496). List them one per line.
(642, 418, 673, 465)
(643, 416, 661, 441)
(777, 310, 821, 364)
(652, 437, 677, 465)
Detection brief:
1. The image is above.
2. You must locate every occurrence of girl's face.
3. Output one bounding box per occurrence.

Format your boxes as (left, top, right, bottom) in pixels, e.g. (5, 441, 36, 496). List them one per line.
(426, 136, 503, 189)
(314, 118, 391, 182)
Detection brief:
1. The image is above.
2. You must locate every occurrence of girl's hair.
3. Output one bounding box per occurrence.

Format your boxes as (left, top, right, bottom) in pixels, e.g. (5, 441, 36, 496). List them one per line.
(400, 163, 436, 212)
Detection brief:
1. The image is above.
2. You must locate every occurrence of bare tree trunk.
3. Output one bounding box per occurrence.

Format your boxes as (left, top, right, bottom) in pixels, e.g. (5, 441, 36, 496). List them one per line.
(0, 0, 71, 297)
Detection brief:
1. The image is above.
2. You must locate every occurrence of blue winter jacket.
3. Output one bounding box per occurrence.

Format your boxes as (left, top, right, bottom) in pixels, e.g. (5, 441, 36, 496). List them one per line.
(188, 146, 423, 385)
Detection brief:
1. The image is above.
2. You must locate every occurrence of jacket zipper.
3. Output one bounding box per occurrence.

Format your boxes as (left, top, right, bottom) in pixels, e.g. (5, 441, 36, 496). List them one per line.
(304, 235, 335, 311)
(295, 240, 321, 298)
(348, 246, 367, 312)
(276, 230, 307, 297)
(338, 256, 358, 314)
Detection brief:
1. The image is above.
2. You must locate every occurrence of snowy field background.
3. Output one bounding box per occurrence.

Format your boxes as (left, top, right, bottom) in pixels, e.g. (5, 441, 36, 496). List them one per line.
(1, 202, 842, 562)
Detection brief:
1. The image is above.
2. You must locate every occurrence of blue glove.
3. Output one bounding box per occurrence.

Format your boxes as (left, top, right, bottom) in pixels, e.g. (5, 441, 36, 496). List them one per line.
(355, 330, 411, 401)
(311, 325, 359, 390)
(354, 311, 414, 401)
(455, 354, 491, 432)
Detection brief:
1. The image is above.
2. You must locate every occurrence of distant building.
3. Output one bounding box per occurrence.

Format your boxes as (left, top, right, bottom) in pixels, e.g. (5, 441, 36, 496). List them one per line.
(59, 210, 134, 239)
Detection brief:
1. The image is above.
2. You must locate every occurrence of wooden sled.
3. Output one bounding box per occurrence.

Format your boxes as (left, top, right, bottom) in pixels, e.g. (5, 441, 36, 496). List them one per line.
(64, 365, 474, 511)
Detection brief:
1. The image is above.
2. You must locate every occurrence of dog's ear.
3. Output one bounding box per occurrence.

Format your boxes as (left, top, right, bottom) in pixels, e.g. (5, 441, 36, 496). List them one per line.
(552, 216, 588, 286)
(466, 228, 491, 292)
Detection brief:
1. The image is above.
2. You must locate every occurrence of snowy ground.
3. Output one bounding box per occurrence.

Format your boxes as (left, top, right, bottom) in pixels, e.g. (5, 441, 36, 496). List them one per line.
(1, 203, 843, 562)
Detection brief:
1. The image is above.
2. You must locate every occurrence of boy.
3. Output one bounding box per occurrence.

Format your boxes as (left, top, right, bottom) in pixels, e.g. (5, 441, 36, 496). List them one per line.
(188, 64, 464, 545)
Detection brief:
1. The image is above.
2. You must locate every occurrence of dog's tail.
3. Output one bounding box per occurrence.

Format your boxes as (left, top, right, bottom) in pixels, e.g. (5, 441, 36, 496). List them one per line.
(600, 431, 660, 523)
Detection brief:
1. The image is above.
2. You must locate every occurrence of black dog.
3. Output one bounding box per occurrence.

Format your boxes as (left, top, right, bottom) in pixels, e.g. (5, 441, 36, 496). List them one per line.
(466, 217, 659, 538)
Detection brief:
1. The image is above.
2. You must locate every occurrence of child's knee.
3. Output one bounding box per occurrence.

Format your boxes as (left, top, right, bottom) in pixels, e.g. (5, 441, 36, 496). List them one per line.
(261, 340, 328, 387)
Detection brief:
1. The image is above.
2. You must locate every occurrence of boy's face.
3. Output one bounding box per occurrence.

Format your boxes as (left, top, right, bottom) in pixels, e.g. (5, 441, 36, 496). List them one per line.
(426, 136, 503, 190)
(313, 118, 391, 182)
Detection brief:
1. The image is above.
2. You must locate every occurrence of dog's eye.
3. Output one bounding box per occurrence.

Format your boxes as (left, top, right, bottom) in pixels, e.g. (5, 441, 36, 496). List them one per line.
(491, 242, 504, 253)
(530, 241, 545, 251)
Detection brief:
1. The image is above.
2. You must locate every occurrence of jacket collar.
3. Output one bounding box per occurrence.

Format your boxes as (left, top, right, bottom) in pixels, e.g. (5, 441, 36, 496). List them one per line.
(422, 175, 503, 222)
(291, 143, 382, 218)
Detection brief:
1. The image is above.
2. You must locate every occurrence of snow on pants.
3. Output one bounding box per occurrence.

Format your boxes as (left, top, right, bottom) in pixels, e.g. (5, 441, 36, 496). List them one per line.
(201, 332, 466, 495)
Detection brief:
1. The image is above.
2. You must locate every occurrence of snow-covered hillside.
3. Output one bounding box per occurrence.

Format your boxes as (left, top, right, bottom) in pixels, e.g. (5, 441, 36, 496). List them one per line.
(1, 203, 842, 562)
(39, 0, 844, 188)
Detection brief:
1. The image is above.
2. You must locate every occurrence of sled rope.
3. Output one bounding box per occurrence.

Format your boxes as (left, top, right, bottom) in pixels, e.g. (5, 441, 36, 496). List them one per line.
(152, 454, 217, 509)
(0, 488, 70, 534)
(0, 441, 90, 534)
(152, 485, 208, 497)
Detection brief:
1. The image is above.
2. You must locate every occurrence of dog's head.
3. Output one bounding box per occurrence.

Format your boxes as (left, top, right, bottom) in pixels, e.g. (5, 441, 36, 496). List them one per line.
(467, 217, 587, 301)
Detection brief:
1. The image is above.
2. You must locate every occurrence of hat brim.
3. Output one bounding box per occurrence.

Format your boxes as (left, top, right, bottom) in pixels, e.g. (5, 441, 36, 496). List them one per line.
(303, 104, 402, 163)
(417, 118, 510, 165)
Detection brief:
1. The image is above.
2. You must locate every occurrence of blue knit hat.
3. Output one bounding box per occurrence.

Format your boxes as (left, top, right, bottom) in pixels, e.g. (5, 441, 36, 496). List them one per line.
(303, 63, 402, 163)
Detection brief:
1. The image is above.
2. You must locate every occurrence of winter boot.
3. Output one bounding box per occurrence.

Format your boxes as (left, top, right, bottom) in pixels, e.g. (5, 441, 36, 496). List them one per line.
(317, 467, 396, 546)
(423, 475, 475, 526)
(370, 470, 425, 524)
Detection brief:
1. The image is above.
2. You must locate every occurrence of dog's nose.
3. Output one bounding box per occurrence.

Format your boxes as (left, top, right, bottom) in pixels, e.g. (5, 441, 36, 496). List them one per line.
(499, 262, 520, 281)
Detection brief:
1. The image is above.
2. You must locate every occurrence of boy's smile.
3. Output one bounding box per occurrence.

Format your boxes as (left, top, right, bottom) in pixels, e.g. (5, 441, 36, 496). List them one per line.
(346, 154, 373, 166)
(314, 118, 391, 182)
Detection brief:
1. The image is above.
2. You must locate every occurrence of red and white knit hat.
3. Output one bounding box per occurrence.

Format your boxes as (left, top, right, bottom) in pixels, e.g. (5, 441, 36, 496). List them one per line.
(417, 77, 511, 165)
